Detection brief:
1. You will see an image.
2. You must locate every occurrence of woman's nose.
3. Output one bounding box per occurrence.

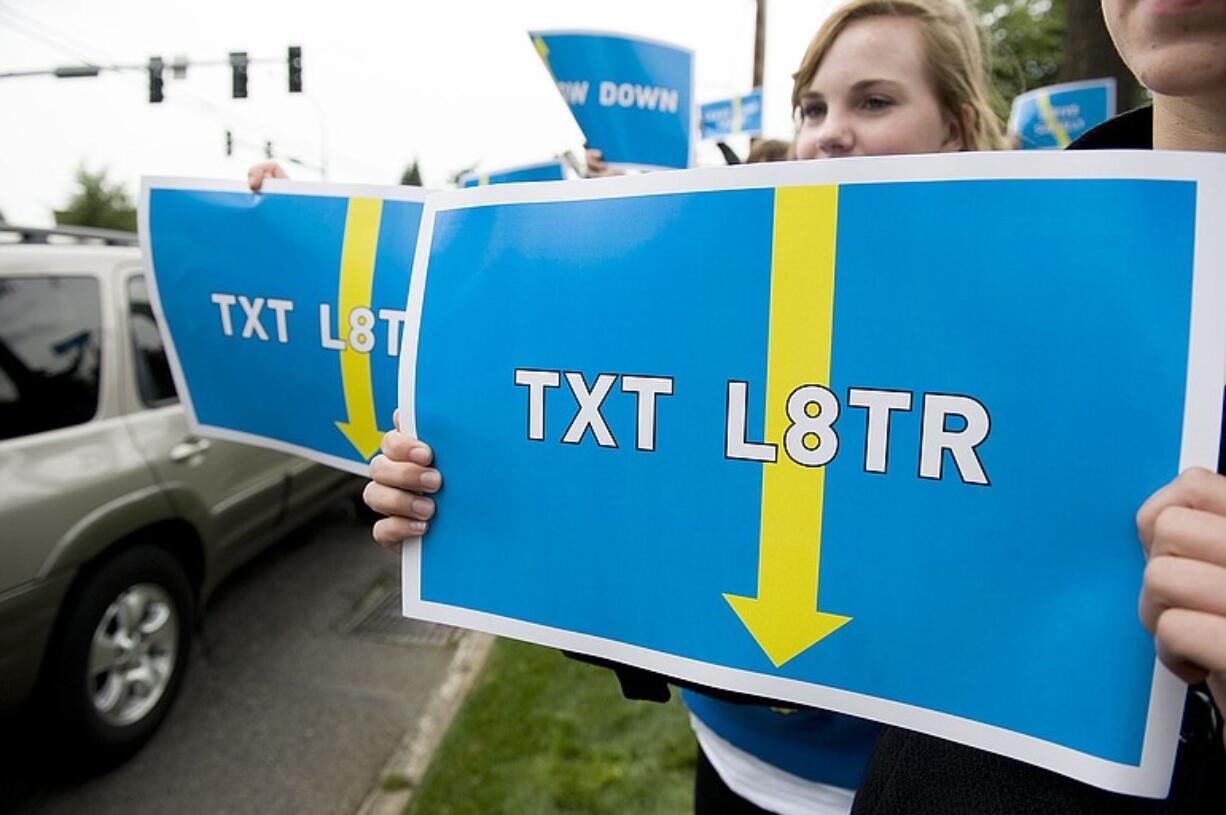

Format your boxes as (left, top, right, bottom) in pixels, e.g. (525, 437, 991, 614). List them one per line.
(816, 111, 854, 157)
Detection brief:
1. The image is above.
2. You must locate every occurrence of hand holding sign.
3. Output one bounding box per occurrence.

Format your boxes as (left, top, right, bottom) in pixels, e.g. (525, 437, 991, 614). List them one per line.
(247, 160, 288, 192)
(394, 153, 1226, 798)
(143, 151, 1226, 796)
(1136, 467, 1226, 749)
(366, 411, 440, 549)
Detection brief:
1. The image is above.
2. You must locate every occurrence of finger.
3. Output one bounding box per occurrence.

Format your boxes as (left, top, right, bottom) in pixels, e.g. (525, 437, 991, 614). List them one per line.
(369, 454, 441, 493)
(585, 148, 608, 174)
(393, 408, 401, 431)
(363, 481, 435, 520)
(1137, 468, 1226, 555)
(1154, 607, 1226, 684)
(247, 161, 288, 192)
(1148, 505, 1226, 565)
(1140, 555, 1226, 633)
(380, 430, 433, 467)
(373, 516, 425, 549)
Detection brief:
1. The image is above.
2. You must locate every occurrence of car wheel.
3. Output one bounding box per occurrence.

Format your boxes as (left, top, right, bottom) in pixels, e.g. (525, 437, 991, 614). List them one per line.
(49, 544, 193, 762)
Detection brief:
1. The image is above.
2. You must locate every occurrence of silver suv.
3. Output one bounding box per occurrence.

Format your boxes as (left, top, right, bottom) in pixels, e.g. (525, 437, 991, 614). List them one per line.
(0, 225, 359, 760)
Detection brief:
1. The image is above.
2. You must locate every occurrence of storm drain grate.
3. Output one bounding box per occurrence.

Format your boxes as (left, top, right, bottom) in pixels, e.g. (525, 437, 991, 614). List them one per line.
(346, 585, 462, 647)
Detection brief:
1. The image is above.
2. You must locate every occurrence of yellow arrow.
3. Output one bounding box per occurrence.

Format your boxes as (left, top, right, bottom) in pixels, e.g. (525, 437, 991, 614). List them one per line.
(334, 197, 385, 459)
(1036, 90, 1071, 148)
(724, 185, 851, 668)
(532, 35, 551, 71)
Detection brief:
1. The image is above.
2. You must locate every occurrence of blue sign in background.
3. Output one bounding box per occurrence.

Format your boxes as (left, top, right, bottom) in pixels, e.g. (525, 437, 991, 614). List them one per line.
(532, 31, 692, 169)
(460, 160, 566, 188)
(701, 89, 763, 140)
(412, 179, 1196, 765)
(148, 189, 421, 471)
(1011, 79, 1115, 149)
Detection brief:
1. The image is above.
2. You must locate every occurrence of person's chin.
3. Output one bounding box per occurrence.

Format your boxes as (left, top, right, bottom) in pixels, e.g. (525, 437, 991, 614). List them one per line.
(1133, 47, 1226, 98)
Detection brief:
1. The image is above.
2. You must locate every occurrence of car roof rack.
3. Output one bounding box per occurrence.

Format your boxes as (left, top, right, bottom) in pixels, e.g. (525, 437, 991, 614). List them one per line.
(0, 224, 138, 247)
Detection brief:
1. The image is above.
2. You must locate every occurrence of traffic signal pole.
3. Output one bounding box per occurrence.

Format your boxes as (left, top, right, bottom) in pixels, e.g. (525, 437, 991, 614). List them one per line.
(0, 47, 304, 105)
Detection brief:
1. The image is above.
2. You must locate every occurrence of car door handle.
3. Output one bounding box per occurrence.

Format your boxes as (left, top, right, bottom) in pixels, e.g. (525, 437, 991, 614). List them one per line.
(170, 437, 212, 464)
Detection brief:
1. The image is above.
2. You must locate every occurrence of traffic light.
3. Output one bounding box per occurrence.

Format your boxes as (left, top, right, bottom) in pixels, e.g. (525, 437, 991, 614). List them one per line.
(288, 46, 302, 93)
(225, 130, 233, 156)
(229, 51, 248, 99)
(148, 56, 164, 103)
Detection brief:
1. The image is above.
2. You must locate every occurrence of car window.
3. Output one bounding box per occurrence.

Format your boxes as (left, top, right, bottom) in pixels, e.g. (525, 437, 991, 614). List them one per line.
(127, 275, 178, 406)
(0, 275, 102, 440)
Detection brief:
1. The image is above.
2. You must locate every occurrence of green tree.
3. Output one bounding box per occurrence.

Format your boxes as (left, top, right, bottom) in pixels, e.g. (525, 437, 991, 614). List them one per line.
(976, 0, 1067, 121)
(400, 159, 423, 186)
(1062, 1, 1143, 109)
(54, 166, 137, 233)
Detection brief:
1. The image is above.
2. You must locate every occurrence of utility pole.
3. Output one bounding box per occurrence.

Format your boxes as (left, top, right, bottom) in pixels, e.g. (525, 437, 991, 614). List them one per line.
(751, 0, 766, 147)
(752, 0, 766, 89)
(1062, 3, 1141, 110)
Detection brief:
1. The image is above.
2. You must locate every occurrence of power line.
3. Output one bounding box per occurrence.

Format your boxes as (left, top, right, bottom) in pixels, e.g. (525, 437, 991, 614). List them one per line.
(0, 3, 114, 65)
(0, 11, 100, 69)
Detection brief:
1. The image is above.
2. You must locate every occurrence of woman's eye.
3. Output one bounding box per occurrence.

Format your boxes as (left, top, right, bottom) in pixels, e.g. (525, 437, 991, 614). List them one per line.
(862, 96, 895, 111)
(802, 102, 826, 121)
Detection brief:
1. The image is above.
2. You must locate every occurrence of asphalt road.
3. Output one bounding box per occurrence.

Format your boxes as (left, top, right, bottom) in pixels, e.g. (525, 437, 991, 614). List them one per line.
(1, 499, 457, 815)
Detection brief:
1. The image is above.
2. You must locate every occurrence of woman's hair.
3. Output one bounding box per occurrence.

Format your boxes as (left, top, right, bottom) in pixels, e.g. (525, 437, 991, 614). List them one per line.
(746, 138, 792, 163)
(791, 0, 1004, 151)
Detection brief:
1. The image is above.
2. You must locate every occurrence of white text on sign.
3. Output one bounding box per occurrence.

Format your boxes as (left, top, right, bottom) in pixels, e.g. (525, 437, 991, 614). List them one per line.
(514, 368, 991, 484)
(554, 80, 680, 114)
(208, 292, 408, 356)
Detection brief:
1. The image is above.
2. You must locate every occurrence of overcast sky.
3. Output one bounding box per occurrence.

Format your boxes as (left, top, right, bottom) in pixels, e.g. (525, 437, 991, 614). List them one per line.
(0, 0, 836, 226)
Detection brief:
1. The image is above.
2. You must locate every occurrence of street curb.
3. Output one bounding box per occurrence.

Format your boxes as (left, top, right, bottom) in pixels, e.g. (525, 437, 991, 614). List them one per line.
(355, 631, 497, 815)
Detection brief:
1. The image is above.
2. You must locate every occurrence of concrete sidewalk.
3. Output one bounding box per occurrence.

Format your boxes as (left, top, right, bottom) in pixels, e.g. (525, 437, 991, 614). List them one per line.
(5, 501, 464, 815)
(357, 630, 495, 815)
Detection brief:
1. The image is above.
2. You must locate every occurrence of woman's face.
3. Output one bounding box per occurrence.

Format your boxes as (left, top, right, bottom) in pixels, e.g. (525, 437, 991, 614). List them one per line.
(1103, 0, 1226, 97)
(793, 16, 963, 160)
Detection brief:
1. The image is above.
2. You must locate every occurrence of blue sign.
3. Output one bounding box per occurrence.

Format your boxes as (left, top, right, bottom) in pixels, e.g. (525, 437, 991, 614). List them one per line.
(701, 89, 763, 140)
(402, 154, 1226, 797)
(1010, 78, 1116, 149)
(459, 160, 566, 188)
(140, 179, 425, 475)
(530, 30, 693, 170)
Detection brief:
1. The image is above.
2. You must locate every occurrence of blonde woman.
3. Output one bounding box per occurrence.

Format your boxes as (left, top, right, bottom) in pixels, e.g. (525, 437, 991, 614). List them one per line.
(365, 2, 1005, 813)
(678, 1, 1003, 812)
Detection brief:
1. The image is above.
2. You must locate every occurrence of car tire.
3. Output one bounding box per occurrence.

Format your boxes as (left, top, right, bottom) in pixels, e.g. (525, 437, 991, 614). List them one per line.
(48, 544, 193, 764)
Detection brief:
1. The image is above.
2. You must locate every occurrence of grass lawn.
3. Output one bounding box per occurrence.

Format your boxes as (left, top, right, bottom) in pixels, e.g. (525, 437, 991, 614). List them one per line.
(406, 638, 696, 815)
